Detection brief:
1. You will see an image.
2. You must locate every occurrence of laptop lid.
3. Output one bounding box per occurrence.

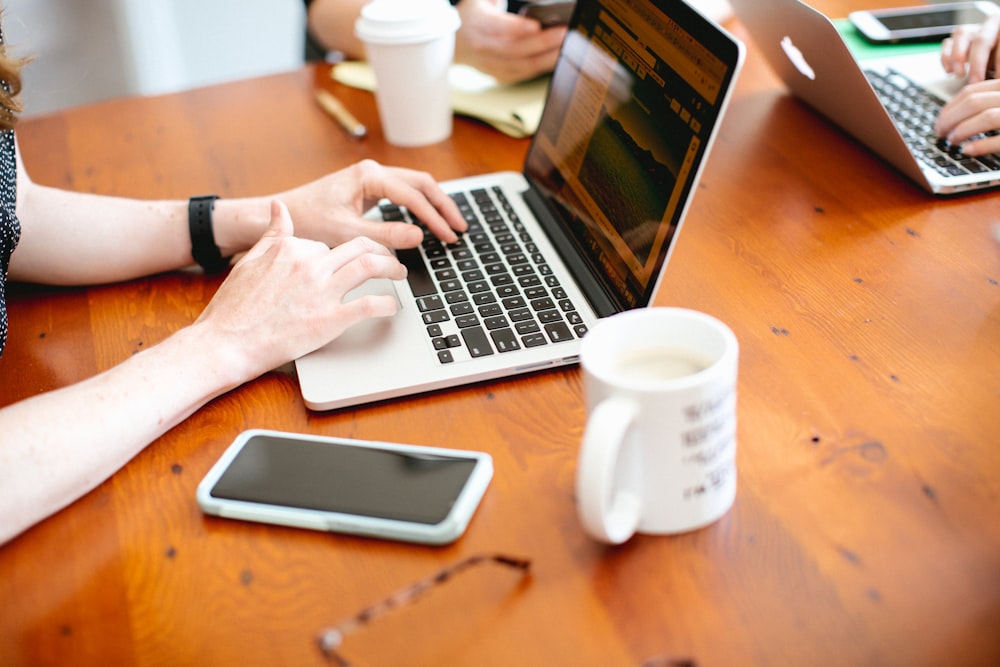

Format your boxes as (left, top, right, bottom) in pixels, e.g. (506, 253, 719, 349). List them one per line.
(729, 0, 1000, 195)
(518, 0, 745, 317)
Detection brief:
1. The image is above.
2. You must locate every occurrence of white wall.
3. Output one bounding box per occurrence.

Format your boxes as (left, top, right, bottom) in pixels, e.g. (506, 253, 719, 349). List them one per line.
(4, 0, 305, 117)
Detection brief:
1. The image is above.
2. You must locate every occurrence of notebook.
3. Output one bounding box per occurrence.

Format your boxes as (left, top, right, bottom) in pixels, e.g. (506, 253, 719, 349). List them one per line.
(729, 0, 1000, 195)
(294, 0, 745, 411)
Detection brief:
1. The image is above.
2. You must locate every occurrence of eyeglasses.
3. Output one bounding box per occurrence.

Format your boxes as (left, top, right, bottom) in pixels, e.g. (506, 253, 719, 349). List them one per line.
(316, 553, 532, 666)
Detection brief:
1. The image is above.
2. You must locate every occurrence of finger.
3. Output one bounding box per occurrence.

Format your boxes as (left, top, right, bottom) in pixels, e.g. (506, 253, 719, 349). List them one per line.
(323, 236, 406, 284)
(941, 90, 1000, 144)
(333, 292, 401, 323)
(263, 199, 294, 239)
(969, 17, 1000, 83)
(370, 169, 467, 245)
(352, 219, 426, 250)
(959, 132, 1000, 156)
(238, 199, 298, 264)
(941, 37, 960, 74)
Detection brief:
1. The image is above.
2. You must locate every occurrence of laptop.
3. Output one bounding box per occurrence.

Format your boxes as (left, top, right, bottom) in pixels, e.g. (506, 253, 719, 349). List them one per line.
(729, 0, 1000, 195)
(294, 0, 745, 411)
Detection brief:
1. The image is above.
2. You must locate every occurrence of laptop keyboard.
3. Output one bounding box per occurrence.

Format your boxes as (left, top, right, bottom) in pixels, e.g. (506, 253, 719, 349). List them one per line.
(380, 186, 589, 364)
(864, 68, 1000, 178)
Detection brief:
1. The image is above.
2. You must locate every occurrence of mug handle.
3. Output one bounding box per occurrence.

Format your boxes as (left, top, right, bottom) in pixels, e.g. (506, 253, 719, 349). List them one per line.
(576, 397, 643, 544)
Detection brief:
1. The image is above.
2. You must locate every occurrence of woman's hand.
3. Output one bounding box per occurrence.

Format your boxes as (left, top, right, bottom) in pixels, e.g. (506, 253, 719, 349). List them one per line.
(196, 200, 408, 383)
(935, 78, 1000, 155)
(274, 159, 468, 251)
(454, 0, 567, 83)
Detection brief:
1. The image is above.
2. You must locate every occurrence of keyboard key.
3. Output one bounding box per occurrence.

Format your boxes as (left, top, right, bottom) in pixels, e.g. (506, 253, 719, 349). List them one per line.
(462, 327, 494, 357)
(397, 247, 437, 297)
(423, 310, 450, 325)
(521, 333, 548, 347)
(417, 295, 444, 312)
(544, 321, 573, 343)
(491, 328, 521, 352)
(515, 320, 540, 334)
(509, 308, 535, 323)
(473, 292, 497, 305)
(484, 315, 510, 330)
(478, 304, 503, 317)
(531, 297, 556, 312)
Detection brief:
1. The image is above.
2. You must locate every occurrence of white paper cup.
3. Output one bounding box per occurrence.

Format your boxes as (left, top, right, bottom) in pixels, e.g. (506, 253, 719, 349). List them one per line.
(355, 0, 460, 146)
(576, 307, 739, 544)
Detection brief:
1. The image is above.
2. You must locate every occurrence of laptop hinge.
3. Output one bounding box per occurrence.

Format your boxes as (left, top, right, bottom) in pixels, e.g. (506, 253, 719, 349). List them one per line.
(522, 184, 621, 319)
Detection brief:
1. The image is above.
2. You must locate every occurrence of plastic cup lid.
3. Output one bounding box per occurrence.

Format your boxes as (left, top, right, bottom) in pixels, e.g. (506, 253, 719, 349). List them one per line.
(355, 0, 461, 45)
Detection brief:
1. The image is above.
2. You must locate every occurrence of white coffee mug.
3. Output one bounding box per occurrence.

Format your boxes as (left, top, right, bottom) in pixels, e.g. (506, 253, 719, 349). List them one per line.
(576, 307, 738, 544)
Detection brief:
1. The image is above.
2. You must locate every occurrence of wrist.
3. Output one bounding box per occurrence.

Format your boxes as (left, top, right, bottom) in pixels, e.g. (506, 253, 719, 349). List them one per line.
(209, 197, 272, 257)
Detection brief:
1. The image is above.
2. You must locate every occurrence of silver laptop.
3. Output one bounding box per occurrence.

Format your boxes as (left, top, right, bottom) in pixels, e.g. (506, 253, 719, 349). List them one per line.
(295, 0, 745, 411)
(730, 0, 1000, 195)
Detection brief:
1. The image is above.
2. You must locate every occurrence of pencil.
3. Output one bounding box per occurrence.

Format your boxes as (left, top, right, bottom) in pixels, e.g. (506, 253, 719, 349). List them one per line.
(315, 89, 367, 139)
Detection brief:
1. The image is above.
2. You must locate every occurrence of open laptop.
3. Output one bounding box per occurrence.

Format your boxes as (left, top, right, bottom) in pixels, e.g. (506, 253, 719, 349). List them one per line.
(729, 0, 1000, 195)
(294, 0, 745, 411)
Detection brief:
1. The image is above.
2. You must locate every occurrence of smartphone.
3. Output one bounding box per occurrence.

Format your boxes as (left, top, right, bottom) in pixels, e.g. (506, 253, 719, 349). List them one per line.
(197, 430, 493, 545)
(518, 0, 576, 27)
(849, 2, 1000, 44)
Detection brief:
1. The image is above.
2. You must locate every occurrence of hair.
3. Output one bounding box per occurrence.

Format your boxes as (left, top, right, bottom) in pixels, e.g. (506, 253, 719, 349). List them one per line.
(0, 15, 27, 130)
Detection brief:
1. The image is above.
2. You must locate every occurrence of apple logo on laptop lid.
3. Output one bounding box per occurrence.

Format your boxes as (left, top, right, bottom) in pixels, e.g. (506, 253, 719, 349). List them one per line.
(781, 36, 816, 80)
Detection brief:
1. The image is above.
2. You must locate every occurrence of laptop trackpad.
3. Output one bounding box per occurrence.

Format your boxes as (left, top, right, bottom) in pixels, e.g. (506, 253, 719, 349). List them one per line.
(333, 278, 403, 349)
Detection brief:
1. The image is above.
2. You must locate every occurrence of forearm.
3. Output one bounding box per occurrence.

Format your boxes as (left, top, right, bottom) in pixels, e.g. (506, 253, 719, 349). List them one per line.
(0, 324, 247, 545)
(10, 179, 270, 285)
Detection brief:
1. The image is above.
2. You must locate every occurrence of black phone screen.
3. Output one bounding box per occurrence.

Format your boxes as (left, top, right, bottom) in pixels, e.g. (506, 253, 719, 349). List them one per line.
(209, 434, 479, 524)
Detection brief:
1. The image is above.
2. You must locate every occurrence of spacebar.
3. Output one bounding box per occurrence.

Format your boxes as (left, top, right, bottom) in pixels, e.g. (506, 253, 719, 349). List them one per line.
(395, 247, 437, 297)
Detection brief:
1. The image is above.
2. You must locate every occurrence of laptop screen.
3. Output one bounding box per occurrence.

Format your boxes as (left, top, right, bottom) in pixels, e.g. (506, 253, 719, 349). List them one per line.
(525, 0, 742, 313)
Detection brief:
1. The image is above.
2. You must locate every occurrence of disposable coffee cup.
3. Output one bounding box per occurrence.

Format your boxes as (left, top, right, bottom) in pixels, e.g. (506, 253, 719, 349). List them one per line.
(354, 0, 460, 146)
(576, 307, 739, 544)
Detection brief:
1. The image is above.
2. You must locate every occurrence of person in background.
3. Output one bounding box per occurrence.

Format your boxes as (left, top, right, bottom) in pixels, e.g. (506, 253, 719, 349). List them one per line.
(0, 21, 467, 545)
(936, 14, 1000, 156)
(304, 0, 568, 84)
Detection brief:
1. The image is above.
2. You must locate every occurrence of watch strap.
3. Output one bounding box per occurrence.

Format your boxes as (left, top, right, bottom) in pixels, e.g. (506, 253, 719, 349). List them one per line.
(188, 195, 229, 273)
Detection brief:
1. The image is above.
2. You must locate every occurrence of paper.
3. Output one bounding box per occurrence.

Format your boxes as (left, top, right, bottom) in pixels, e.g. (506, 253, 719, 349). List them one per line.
(331, 62, 549, 138)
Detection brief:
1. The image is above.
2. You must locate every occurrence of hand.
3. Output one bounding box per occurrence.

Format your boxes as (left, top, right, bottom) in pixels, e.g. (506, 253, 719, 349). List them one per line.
(195, 200, 407, 382)
(935, 78, 1000, 155)
(941, 16, 1000, 84)
(276, 159, 467, 251)
(454, 0, 567, 83)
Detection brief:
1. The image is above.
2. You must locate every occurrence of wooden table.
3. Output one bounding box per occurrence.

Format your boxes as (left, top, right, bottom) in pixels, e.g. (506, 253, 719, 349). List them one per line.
(2, 2, 998, 665)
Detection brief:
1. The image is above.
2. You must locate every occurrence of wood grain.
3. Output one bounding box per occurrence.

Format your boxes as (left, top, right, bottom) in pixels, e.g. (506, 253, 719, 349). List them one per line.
(2, 3, 998, 665)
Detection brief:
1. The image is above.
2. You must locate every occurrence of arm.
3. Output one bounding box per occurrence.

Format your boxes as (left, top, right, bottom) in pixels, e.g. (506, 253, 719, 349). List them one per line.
(0, 201, 409, 545)
(10, 155, 466, 286)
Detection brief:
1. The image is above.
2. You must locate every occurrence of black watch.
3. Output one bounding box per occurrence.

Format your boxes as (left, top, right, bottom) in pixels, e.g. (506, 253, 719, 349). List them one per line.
(188, 195, 230, 273)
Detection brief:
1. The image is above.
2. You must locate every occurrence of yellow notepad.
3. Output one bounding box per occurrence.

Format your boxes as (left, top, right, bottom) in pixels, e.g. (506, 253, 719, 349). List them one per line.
(331, 61, 549, 139)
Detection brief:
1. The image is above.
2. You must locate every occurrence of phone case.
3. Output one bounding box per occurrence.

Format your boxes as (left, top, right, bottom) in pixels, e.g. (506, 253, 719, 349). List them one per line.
(196, 429, 493, 545)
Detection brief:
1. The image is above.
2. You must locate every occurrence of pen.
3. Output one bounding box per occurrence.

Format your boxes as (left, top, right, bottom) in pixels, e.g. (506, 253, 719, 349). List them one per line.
(315, 89, 367, 139)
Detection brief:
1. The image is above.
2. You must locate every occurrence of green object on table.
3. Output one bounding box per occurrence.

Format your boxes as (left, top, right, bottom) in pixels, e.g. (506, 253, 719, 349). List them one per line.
(834, 18, 943, 61)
